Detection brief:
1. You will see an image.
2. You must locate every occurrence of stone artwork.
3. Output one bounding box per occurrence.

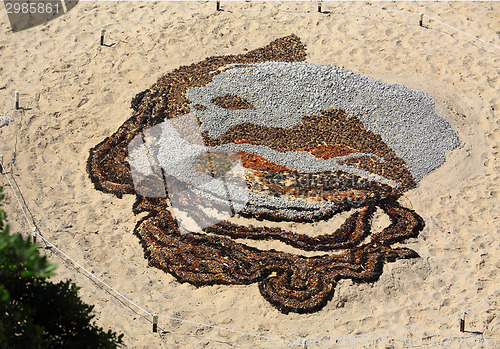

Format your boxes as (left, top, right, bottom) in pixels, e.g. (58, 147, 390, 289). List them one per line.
(87, 35, 459, 314)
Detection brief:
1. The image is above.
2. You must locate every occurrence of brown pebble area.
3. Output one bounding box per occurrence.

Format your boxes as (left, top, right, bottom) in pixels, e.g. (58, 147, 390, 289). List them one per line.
(88, 34, 306, 196)
(202, 109, 416, 193)
(86, 34, 424, 314)
(211, 94, 256, 110)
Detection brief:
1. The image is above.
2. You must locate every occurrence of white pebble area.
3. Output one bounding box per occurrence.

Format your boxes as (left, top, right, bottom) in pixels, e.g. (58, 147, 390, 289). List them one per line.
(186, 62, 460, 182)
(130, 61, 460, 220)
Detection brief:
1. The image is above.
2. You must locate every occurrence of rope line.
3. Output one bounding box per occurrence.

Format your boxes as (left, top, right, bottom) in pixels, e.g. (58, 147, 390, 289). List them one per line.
(34, 231, 154, 317)
(358, 289, 500, 339)
(1, 159, 498, 345)
(0, 22, 138, 159)
(1, 166, 35, 232)
(467, 290, 500, 312)
(157, 315, 292, 344)
(0, 4, 498, 346)
(0, 92, 17, 157)
(423, 14, 499, 49)
(329, 2, 498, 50)
(0, 161, 294, 345)
(358, 314, 459, 338)
(0, 160, 152, 318)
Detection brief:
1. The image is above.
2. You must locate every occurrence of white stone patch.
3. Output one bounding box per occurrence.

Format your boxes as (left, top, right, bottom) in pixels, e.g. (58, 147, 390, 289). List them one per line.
(186, 61, 460, 182)
(128, 113, 249, 234)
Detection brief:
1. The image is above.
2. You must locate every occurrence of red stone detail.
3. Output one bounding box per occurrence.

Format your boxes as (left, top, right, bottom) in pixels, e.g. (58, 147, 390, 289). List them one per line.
(238, 151, 292, 173)
(299, 144, 359, 159)
(235, 140, 359, 166)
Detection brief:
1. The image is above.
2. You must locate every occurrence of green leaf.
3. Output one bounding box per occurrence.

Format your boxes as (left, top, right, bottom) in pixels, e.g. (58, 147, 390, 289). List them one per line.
(0, 187, 123, 347)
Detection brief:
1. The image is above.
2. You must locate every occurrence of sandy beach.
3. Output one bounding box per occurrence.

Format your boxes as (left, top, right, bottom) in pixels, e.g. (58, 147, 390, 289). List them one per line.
(0, 1, 498, 348)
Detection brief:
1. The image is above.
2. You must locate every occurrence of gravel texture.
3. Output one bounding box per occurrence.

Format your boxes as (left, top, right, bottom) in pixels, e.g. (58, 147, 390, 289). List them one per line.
(186, 61, 460, 182)
(87, 35, 445, 314)
(129, 61, 460, 219)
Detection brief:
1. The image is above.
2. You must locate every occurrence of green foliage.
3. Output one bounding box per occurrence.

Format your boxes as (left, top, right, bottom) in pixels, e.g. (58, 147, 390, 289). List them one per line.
(0, 187, 124, 348)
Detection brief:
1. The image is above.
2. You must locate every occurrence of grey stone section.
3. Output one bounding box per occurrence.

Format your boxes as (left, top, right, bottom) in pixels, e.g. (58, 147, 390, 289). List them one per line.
(128, 115, 361, 219)
(186, 62, 460, 182)
(128, 114, 250, 233)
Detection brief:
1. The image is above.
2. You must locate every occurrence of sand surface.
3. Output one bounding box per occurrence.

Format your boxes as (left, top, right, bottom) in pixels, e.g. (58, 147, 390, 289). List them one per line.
(0, 1, 499, 348)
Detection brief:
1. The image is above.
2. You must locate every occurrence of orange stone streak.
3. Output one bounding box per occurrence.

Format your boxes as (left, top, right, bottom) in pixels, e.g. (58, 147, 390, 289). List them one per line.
(235, 139, 359, 162)
(299, 144, 359, 159)
(238, 152, 292, 173)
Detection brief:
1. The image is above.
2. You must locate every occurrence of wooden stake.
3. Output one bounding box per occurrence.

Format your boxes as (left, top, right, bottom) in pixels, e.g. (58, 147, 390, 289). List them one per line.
(460, 311, 466, 332)
(32, 227, 37, 244)
(419, 13, 424, 27)
(216, 1, 220, 11)
(152, 314, 158, 333)
(100, 28, 106, 45)
(15, 91, 19, 110)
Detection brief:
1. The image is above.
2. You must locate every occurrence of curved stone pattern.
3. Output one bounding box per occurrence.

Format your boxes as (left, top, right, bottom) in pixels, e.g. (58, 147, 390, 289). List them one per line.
(87, 35, 457, 314)
(187, 62, 460, 182)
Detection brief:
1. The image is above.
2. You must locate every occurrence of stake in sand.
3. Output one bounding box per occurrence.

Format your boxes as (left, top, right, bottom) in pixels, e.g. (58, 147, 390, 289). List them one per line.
(15, 91, 19, 110)
(100, 28, 106, 46)
(152, 314, 158, 333)
(460, 311, 466, 332)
